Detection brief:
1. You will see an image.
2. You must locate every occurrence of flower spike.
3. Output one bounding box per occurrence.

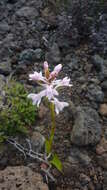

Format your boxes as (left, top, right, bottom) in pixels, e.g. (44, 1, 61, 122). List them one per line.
(28, 61, 72, 114)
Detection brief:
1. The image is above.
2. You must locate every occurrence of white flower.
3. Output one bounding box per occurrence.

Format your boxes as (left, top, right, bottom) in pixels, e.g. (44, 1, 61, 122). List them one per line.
(53, 77, 72, 89)
(29, 71, 45, 82)
(28, 62, 72, 114)
(45, 85, 59, 100)
(28, 90, 46, 107)
(28, 86, 59, 106)
(52, 98, 69, 114)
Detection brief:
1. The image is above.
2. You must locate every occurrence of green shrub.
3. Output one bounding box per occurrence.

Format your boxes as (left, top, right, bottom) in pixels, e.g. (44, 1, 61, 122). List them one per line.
(0, 81, 37, 141)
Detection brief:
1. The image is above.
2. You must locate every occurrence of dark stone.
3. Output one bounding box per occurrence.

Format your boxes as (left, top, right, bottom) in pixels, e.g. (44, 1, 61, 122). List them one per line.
(67, 55, 79, 70)
(19, 48, 43, 65)
(16, 7, 39, 18)
(68, 147, 91, 166)
(97, 153, 107, 170)
(7, 0, 17, 4)
(30, 132, 45, 152)
(45, 43, 61, 64)
(71, 106, 102, 146)
(87, 84, 104, 103)
(0, 60, 12, 76)
(0, 23, 10, 35)
(90, 13, 107, 56)
(103, 172, 107, 190)
(91, 54, 104, 72)
(101, 80, 107, 91)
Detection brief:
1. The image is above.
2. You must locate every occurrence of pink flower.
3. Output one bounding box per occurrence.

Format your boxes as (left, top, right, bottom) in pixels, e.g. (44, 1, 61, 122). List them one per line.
(28, 61, 72, 114)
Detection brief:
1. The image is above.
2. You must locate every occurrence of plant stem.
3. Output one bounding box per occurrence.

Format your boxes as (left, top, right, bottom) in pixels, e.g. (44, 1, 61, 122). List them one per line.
(50, 102, 56, 148)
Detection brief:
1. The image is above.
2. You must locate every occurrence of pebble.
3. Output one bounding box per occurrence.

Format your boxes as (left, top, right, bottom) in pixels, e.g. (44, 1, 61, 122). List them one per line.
(99, 104, 107, 116)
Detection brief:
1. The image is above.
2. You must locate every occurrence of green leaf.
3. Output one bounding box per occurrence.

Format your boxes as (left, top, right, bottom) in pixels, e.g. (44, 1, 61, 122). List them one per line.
(50, 154, 63, 172)
(45, 139, 52, 154)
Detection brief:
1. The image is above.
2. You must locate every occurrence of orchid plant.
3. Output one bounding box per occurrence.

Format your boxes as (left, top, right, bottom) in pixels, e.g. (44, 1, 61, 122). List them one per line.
(28, 61, 72, 172)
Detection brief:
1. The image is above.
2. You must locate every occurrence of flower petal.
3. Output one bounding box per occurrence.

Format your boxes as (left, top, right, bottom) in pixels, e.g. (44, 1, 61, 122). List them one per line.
(45, 85, 59, 100)
(29, 71, 45, 82)
(52, 98, 69, 114)
(28, 90, 46, 107)
(54, 77, 72, 89)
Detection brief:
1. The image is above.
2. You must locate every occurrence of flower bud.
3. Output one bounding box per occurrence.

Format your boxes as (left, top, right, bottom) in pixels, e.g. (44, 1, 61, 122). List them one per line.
(44, 61, 50, 79)
(44, 61, 48, 70)
(54, 64, 62, 74)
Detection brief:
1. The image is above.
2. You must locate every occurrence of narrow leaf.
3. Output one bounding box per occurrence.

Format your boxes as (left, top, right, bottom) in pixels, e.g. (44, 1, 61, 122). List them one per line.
(50, 154, 63, 172)
(45, 139, 52, 154)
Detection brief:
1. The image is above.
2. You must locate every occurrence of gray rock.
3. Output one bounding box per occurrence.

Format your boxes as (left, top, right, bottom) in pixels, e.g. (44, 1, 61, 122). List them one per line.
(68, 147, 91, 166)
(30, 132, 45, 152)
(79, 173, 91, 186)
(45, 43, 61, 64)
(34, 48, 43, 60)
(0, 0, 18, 4)
(7, 0, 17, 4)
(68, 56, 79, 70)
(98, 66, 107, 81)
(16, 7, 38, 18)
(101, 80, 107, 91)
(15, 65, 27, 75)
(0, 60, 12, 75)
(77, 76, 86, 83)
(57, 12, 79, 48)
(0, 0, 7, 5)
(91, 14, 107, 56)
(103, 66, 107, 78)
(91, 54, 104, 72)
(87, 84, 104, 103)
(71, 106, 102, 146)
(26, 38, 40, 49)
(103, 172, 107, 190)
(19, 48, 43, 64)
(0, 166, 48, 190)
(63, 148, 91, 178)
(0, 22, 10, 34)
(97, 153, 107, 170)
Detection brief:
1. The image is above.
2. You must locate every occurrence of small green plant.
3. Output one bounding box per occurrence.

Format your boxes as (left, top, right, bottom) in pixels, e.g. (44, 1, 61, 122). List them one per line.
(0, 80, 37, 141)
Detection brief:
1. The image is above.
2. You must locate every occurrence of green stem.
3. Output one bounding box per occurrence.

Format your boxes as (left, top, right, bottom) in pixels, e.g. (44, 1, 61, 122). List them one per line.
(50, 102, 56, 148)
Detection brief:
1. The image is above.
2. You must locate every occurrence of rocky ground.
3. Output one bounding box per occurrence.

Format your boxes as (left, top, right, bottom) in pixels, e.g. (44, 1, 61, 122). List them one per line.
(0, 0, 107, 189)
